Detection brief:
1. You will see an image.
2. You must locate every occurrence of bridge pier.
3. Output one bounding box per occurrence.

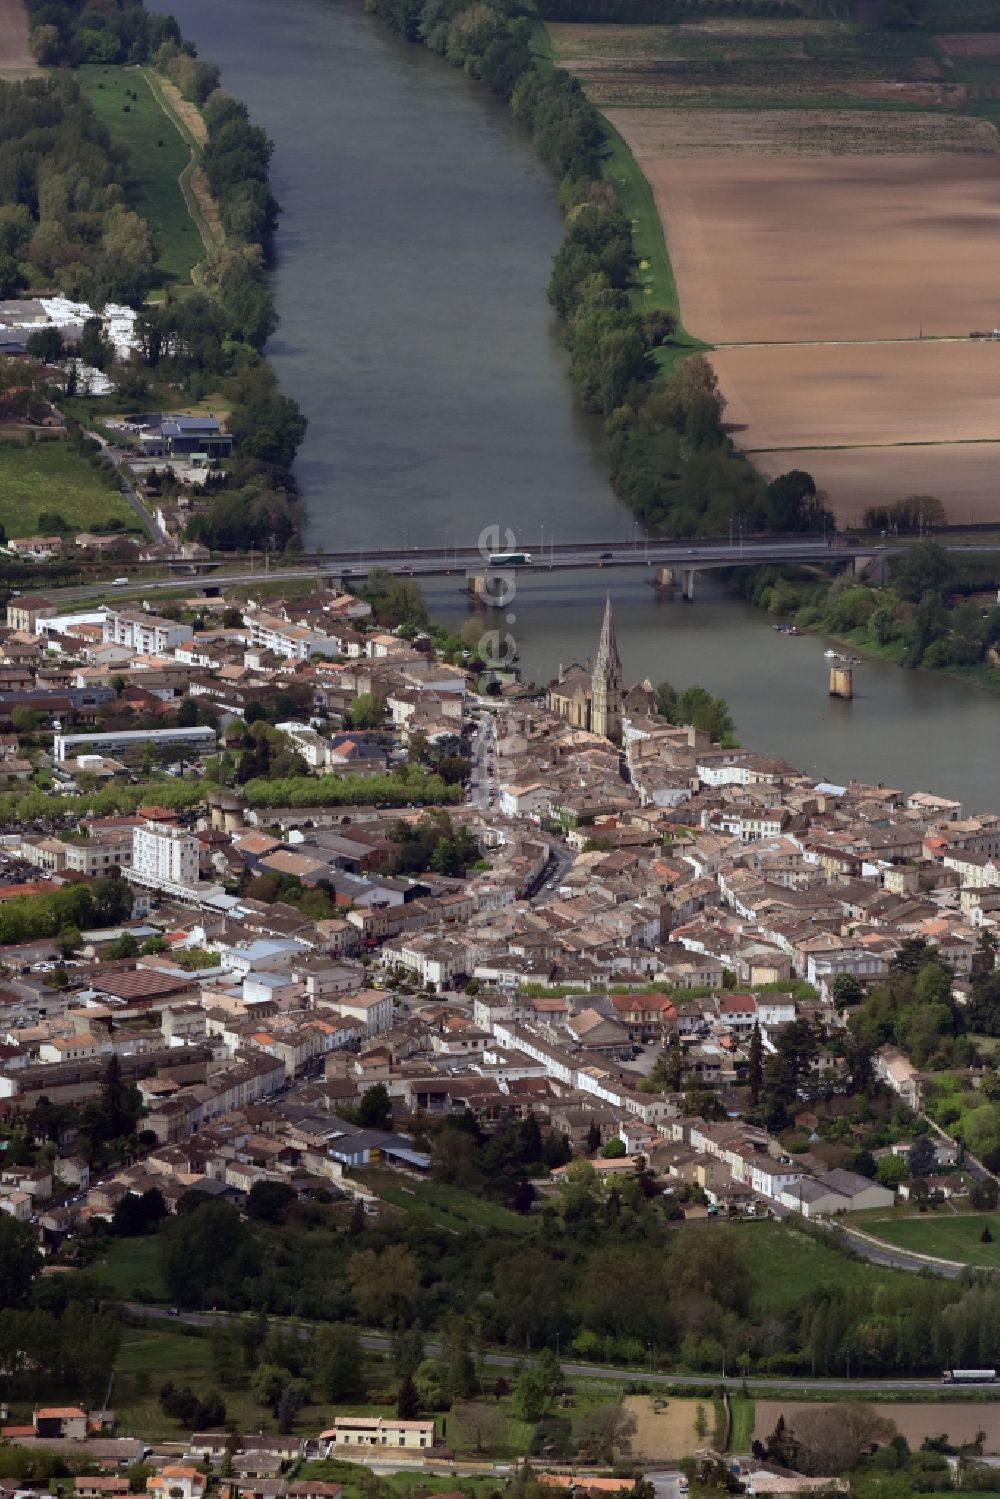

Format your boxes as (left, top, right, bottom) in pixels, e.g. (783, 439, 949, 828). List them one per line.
(654, 566, 676, 589)
(682, 568, 696, 601)
(829, 666, 854, 700)
(854, 553, 890, 585)
(465, 571, 517, 608)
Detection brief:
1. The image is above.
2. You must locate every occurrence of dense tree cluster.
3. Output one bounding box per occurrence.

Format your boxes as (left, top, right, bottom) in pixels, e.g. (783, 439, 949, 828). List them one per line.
(0, 874, 130, 945)
(0, 77, 157, 305)
(360, 567, 430, 629)
(242, 768, 462, 810)
(654, 679, 735, 744)
(26, 0, 178, 66)
(0, 1239, 120, 1406)
(146, 1177, 1000, 1379)
(745, 539, 1000, 674)
(388, 810, 482, 876)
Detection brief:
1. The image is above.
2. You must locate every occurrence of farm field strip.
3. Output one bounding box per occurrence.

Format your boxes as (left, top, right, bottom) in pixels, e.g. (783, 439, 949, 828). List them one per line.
(598, 150, 1000, 346)
(755, 1402, 1000, 1454)
(553, 15, 1000, 520)
(752, 445, 1000, 527)
(710, 341, 1000, 453)
(0, 0, 37, 76)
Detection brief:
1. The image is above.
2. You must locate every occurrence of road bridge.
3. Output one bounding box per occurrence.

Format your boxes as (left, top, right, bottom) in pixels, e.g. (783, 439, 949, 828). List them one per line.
(21, 535, 1000, 604)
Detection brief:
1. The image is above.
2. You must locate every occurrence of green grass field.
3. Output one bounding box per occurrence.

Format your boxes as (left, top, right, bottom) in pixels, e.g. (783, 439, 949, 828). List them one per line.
(728, 1395, 755, 1453)
(736, 1221, 893, 1315)
(78, 65, 201, 288)
(599, 121, 709, 371)
(96, 1235, 168, 1301)
(358, 1169, 532, 1233)
(113, 1323, 397, 1440)
(0, 440, 137, 537)
(863, 1214, 1000, 1269)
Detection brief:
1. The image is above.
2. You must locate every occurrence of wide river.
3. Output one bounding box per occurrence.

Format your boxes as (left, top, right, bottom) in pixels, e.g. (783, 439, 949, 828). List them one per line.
(166, 0, 998, 811)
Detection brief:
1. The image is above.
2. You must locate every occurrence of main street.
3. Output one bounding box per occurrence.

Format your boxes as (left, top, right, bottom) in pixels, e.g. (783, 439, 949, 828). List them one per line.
(122, 1304, 973, 1395)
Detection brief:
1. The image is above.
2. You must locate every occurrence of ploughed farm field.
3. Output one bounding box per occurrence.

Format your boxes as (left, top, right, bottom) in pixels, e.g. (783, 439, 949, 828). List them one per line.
(751, 444, 1000, 528)
(710, 342, 1000, 452)
(0, 0, 37, 76)
(553, 11, 1000, 523)
(755, 1403, 1000, 1455)
(602, 149, 1000, 346)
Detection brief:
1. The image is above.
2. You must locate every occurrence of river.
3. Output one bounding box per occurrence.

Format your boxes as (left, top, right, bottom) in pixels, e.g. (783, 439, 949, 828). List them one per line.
(164, 0, 998, 812)
(166, 0, 623, 548)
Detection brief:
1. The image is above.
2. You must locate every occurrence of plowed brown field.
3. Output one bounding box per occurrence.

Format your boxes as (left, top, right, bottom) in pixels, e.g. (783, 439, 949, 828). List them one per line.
(710, 341, 1000, 523)
(0, 0, 36, 75)
(755, 1402, 1000, 1454)
(600, 147, 1000, 344)
(938, 32, 1000, 57)
(752, 444, 1000, 526)
(710, 342, 1000, 450)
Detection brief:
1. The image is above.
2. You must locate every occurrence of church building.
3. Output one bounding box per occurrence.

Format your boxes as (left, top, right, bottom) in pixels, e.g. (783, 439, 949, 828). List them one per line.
(546, 594, 631, 743)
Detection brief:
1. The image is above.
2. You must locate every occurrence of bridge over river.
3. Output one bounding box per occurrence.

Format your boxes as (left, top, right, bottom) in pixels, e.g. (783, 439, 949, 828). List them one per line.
(146, 533, 997, 603)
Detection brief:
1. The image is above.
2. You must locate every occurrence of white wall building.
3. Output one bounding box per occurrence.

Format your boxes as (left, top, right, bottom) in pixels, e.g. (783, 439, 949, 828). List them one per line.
(103, 611, 194, 656)
(132, 823, 199, 888)
(244, 612, 339, 661)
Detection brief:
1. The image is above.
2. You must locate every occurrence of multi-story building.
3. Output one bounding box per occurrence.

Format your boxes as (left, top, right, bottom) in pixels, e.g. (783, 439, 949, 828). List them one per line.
(132, 823, 199, 889)
(63, 828, 134, 877)
(244, 612, 340, 661)
(54, 727, 216, 762)
(102, 611, 194, 656)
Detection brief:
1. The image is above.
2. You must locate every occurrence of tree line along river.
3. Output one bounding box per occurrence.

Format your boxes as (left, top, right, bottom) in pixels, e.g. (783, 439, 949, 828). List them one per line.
(164, 0, 999, 812)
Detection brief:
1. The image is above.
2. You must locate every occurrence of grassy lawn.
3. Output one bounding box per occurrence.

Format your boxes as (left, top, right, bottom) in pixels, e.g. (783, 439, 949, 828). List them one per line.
(114, 1323, 397, 1440)
(0, 440, 137, 537)
(863, 1214, 1000, 1269)
(729, 1395, 755, 1453)
(598, 117, 709, 373)
(735, 1221, 894, 1316)
(95, 1235, 168, 1301)
(303, 1465, 500, 1499)
(78, 65, 201, 289)
(357, 1169, 532, 1233)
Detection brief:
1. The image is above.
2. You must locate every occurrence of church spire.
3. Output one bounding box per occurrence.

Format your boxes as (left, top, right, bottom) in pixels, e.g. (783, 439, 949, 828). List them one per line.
(591, 593, 623, 742)
(596, 592, 619, 670)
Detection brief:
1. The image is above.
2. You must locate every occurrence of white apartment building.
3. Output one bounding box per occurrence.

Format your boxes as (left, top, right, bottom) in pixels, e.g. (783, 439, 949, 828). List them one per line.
(338, 989, 393, 1036)
(244, 612, 340, 662)
(132, 823, 199, 888)
(102, 611, 194, 656)
(275, 721, 333, 768)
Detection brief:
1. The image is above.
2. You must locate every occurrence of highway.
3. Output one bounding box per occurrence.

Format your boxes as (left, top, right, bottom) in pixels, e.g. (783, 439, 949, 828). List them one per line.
(122, 1304, 974, 1395)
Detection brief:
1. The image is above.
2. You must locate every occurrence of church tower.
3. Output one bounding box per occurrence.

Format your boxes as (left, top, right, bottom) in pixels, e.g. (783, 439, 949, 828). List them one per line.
(591, 593, 623, 742)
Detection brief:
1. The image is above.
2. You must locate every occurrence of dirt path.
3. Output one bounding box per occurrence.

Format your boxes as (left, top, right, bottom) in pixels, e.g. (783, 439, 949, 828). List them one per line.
(0, 0, 38, 76)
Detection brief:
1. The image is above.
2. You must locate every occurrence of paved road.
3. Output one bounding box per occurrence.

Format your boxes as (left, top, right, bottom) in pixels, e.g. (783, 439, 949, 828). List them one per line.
(468, 715, 497, 812)
(841, 1226, 970, 1279)
(89, 434, 169, 544)
(121, 1304, 965, 1394)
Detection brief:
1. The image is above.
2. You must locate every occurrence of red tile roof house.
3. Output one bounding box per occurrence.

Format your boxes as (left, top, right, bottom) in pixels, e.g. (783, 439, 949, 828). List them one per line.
(146, 1467, 206, 1499)
(75, 1480, 130, 1499)
(33, 1407, 89, 1440)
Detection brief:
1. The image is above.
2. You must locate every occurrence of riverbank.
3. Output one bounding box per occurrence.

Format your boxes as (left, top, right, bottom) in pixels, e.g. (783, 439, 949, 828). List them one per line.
(364, 0, 820, 541)
(17, 0, 306, 546)
(732, 546, 1000, 694)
